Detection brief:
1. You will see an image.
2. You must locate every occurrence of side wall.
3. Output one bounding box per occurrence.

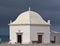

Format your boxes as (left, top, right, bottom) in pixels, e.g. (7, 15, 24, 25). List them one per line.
(50, 32, 60, 43)
(9, 25, 30, 44)
(30, 25, 50, 44)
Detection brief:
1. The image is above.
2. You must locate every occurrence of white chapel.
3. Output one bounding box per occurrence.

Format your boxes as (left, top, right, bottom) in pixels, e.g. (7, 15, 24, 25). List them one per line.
(8, 8, 51, 44)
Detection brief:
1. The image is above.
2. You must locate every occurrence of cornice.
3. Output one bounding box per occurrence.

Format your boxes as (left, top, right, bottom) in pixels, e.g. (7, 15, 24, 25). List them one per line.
(8, 24, 50, 26)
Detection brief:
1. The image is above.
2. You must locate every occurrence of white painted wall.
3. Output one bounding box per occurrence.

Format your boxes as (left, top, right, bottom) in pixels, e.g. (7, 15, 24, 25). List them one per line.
(9, 25, 50, 44)
(9, 25, 31, 44)
(30, 25, 50, 44)
(50, 32, 60, 43)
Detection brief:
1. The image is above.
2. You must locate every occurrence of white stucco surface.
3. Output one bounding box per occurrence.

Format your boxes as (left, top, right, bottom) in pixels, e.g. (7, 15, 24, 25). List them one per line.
(9, 9, 50, 44)
(9, 11, 50, 25)
(30, 25, 50, 44)
(10, 25, 31, 44)
(50, 31, 60, 43)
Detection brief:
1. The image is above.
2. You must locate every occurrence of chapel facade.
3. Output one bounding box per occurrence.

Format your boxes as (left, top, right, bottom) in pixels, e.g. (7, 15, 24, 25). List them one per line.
(8, 8, 50, 44)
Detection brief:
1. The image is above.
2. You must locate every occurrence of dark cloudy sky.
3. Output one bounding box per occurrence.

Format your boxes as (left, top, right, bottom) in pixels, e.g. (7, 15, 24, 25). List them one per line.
(0, 0, 60, 35)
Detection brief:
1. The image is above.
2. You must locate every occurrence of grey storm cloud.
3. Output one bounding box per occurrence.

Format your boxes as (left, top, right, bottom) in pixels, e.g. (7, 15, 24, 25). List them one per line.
(0, 0, 60, 35)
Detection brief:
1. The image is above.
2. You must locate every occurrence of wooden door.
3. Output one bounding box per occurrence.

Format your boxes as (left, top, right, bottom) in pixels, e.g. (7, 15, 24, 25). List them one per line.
(17, 35, 22, 43)
(38, 35, 42, 43)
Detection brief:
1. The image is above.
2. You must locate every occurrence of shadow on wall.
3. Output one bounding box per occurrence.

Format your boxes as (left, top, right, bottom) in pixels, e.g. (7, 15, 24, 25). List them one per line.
(50, 36, 56, 43)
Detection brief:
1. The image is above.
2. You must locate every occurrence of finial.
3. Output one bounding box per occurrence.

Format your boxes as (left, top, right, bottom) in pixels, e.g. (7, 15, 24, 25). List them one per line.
(29, 7, 31, 11)
(10, 20, 12, 23)
(48, 20, 50, 24)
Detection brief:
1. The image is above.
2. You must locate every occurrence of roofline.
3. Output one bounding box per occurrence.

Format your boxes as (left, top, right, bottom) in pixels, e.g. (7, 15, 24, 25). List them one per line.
(51, 32, 60, 34)
(50, 31, 60, 34)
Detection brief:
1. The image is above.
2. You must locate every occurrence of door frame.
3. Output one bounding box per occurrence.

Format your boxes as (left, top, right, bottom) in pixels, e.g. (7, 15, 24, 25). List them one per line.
(16, 33, 23, 43)
(38, 35, 42, 43)
(37, 33, 44, 43)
